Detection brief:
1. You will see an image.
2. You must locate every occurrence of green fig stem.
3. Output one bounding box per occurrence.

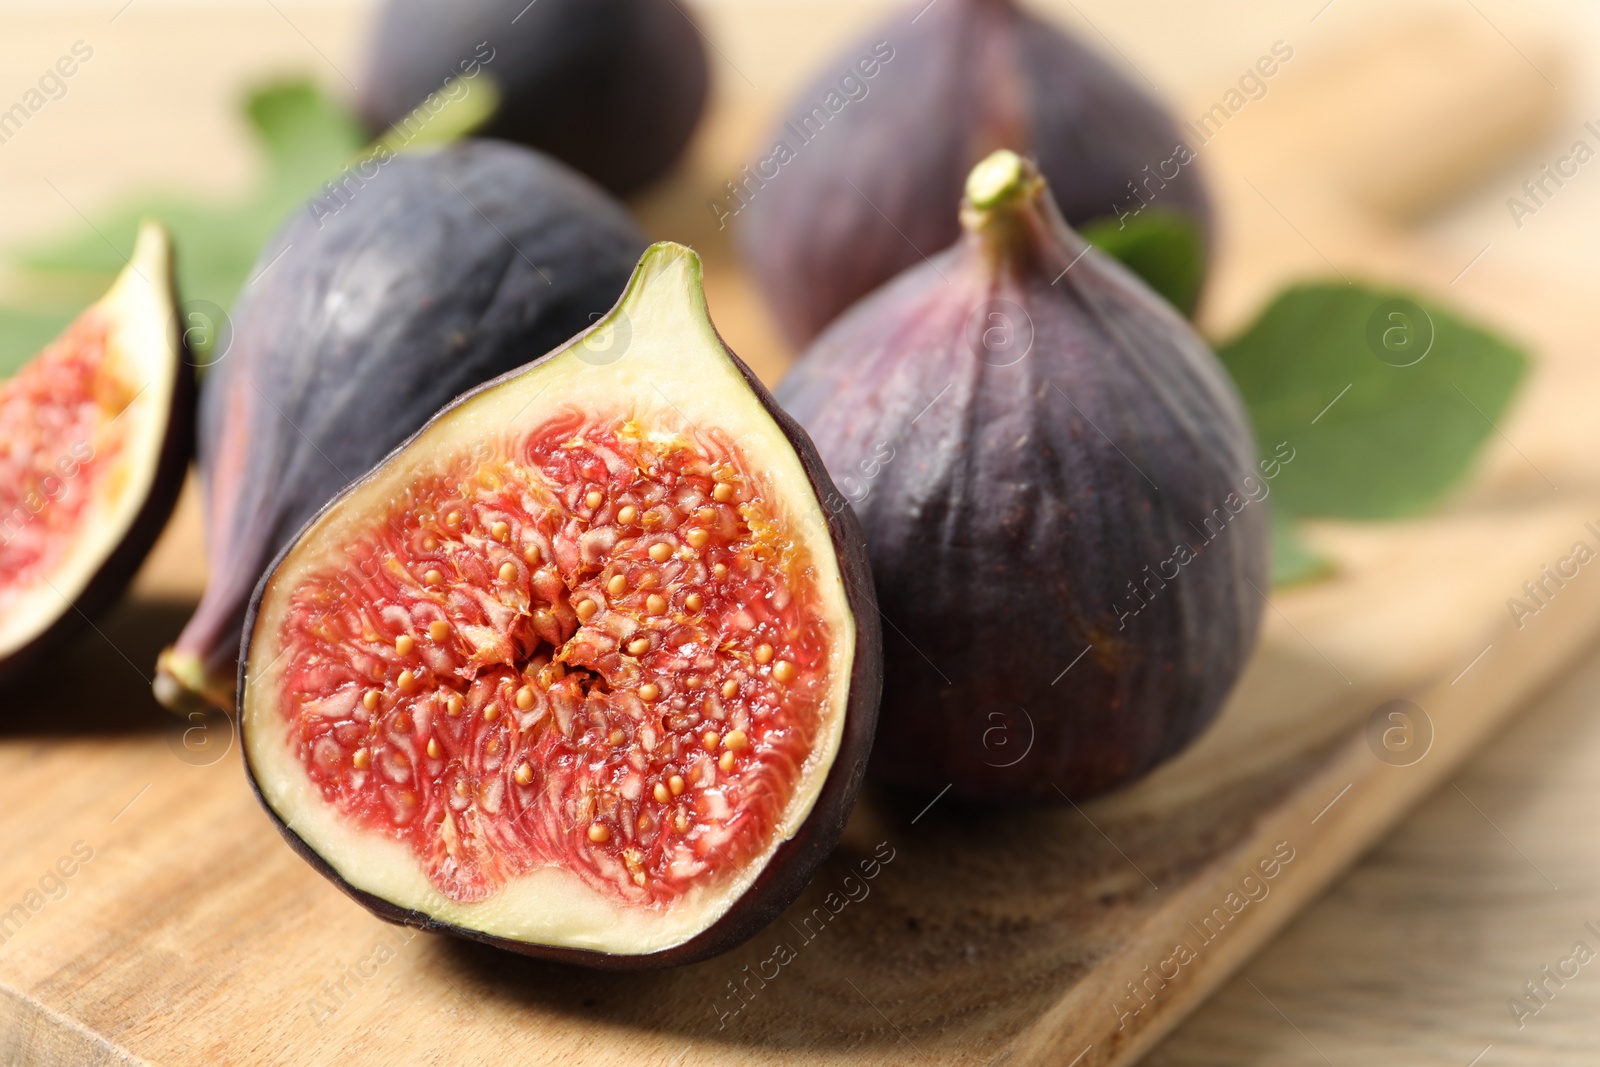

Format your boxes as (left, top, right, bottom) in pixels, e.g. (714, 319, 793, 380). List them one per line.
(960, 149, 1048, 232)
(154, 647, 237, 716)
(964, 149, 1030, 210)
(960, 149, 1065, 274)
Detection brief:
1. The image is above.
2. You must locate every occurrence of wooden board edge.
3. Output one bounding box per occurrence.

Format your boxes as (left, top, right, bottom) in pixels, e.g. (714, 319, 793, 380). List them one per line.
(0, 981, 147, 1067)
(1000, 551, 1600, 1066)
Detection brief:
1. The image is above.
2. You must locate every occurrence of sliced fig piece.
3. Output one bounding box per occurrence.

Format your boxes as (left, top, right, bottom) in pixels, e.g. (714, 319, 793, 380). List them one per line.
(739, 0, 1212, 344)
(357, 0, 709, 197)
(155, 141, 647, 715)
(240, 243, 881, 968)
(777, 151, 1265, 803)
(0, 222, 193, 680)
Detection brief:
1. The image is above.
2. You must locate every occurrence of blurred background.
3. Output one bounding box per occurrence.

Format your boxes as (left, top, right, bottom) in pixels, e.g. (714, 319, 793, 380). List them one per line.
(3, 0, 1597, 352)
(4, 0, 1600, 1063)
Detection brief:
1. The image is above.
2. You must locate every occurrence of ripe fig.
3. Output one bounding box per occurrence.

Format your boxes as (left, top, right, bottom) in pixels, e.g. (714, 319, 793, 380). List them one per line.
(738, 0, 1212, 344)
(776, 151, 1265, 802)
(357, 0, 709, 197)
(239, 243, 881, 968)
(155, 141, 647, 715)
(0, 223, 193, 681)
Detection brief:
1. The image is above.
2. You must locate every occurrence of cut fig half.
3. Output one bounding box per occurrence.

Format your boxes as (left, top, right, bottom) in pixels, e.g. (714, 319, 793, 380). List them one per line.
(0, 222, 193, 680)
(240, 243, 881, 967)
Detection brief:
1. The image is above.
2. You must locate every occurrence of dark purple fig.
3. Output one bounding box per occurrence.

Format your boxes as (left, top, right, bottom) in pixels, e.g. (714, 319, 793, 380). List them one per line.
(154, 141, 647, 714)
(738, 0, 1212, 345)
(776, 151, 1264, 802)
(239, 242, 881, 967)
(356, 0, 709, 197)
(0, 223, 194, 682)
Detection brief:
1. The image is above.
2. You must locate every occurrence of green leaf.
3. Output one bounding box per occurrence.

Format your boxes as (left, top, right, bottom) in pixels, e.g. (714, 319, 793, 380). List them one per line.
(1, 76, 503, 379)
(13, 80, 366, 324)
(1081, 208, 1206, 317)
(0, 307, 76, 378)
(1271, 513, 1334, 587)
(1218, 284, 1527, 520)
(245, 80, 367, 188)
(5, 76, 511, 345)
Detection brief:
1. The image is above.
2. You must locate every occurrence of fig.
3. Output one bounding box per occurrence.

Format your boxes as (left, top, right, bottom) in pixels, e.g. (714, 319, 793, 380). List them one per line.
(356, 0, 709, 197)
(0, 223, 193, 681)
(776, 151, 1264, 802)
(239, 243, 881, 968)
(738, 0, 1212, 344)
(155, 141, 647, 715)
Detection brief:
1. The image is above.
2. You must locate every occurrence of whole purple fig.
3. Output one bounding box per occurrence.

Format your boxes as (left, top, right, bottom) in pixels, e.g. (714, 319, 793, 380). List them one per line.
(154, 142, 647, 714)
(776, 150, 1264, 802)
(357, 0, 709, 197)
(738, 0, 1212, 345)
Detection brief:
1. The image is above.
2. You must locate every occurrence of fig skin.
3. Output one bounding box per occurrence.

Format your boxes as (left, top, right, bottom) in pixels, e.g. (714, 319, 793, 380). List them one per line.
(239, 244, 883, 968)
(738, 0, 1211, 345)
(776, 152, 1264, 803)
(357, 0, 709, 197)
(155, 141, 647, 714)
(0, 224, 195, 683)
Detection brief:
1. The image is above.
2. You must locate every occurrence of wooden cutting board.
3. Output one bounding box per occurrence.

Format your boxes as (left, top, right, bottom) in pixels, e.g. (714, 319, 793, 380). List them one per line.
(0, 5, 1590, 1066)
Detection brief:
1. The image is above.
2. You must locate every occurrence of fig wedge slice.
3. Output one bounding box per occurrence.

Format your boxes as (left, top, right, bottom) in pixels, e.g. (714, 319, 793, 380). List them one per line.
(240, 243, 881, 968)
(0, 222, 193, 680)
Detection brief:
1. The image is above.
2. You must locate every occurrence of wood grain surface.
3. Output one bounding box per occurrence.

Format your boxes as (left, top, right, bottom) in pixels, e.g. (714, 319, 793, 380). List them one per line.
(2, 2, 1598, 1065)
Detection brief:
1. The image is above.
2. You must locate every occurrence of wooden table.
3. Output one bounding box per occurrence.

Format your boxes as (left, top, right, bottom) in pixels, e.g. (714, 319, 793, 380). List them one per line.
(4, 1, 1600, 1064)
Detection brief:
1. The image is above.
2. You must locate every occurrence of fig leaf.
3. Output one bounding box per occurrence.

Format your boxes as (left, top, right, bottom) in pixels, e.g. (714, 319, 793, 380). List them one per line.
(1080, 208, 1206, 316)
(245, 79, 369, 194)
(1218, 283, 1527, 522)
(1270, 512, 1334, 587)
(0, 308, 77, 379)
(1, 77, 502, 376)
(1, 80, 380, 374)
(7, 81, 364, 341)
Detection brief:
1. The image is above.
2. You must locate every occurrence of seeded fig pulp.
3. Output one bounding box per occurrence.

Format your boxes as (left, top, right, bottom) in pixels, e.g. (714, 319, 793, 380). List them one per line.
(357, 0, 709, 197)
(155, 142, 647, 714)
(739, 0, 1211, 345)
(0, 223, 193, 681)
(777, 152, 1264, 802)
(240, 243, 881, 967)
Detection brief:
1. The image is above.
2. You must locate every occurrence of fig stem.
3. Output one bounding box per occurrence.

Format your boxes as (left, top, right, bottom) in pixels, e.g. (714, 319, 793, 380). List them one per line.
(964, 149, 1031, 211)
(960, 149, 1060, 268)
(154, 647, 236, 715)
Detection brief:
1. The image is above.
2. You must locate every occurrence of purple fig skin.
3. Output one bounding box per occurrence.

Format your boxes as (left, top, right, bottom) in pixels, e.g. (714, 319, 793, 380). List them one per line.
(739, 0, 1211, 346)
(775, 153, 1263, 803)
(155, 141, 646, 714)
(357, 0, 709, 197)
(238, 252, 883, 968)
